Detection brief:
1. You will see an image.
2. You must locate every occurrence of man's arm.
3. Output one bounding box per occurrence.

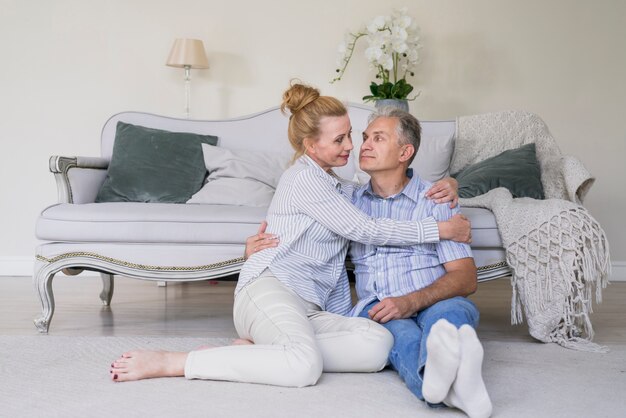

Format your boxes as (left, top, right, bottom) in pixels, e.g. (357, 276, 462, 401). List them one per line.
(243, 221, 279, 260)
(367, 257, 477, 323)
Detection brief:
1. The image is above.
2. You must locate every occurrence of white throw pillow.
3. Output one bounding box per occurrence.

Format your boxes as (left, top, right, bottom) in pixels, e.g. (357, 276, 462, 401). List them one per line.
(187, 144, 292, 206)
(352, 132, 455, 184)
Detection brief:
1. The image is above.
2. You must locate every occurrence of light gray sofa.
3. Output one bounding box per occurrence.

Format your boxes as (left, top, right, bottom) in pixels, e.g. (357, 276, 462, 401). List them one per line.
(34, 104, 510, 333)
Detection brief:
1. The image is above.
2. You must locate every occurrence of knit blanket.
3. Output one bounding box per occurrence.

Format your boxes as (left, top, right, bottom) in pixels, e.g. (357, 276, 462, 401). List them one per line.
(453, 111, 611, 352)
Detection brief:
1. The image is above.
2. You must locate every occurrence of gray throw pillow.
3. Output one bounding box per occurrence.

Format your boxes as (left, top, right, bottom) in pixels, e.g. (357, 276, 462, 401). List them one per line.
(187, 144, 292, 206)
(95, 122, 218, 203)
(452, 143, 545, 199)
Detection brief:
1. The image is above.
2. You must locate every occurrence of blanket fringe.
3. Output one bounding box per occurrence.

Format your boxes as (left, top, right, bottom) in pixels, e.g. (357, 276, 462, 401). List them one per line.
(550, 334, 609, 353)
(508, 207, 611, 352)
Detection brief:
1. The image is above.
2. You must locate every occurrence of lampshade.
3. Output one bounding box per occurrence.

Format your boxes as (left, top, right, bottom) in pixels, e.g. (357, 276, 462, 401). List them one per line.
(166, 39, 209, 69)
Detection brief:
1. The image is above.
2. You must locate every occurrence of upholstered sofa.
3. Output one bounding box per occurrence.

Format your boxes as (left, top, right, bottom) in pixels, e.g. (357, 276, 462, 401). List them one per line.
(34, 104, 511, 333)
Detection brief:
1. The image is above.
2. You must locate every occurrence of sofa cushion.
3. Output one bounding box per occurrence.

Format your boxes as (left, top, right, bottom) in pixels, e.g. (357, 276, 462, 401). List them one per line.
(188, 144, 291, 206)
(411, 132, 455, 181)
(453, 143, 545, 199)
(36, 203, 267, 244)
(36, 203, 500, 248)
(459, 207, 502, 247)
(95, 122, 218, 203)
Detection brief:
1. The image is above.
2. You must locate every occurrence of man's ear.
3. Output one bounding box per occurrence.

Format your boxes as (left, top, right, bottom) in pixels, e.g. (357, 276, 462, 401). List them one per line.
(399, 144, 415, 163)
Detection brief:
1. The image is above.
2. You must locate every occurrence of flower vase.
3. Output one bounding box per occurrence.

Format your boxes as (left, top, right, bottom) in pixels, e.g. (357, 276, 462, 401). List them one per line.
(374, 99, 409, 112)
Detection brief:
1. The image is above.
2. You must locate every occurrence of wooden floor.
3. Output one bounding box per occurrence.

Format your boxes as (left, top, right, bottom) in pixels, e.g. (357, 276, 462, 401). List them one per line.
(1, 275, 624, 344)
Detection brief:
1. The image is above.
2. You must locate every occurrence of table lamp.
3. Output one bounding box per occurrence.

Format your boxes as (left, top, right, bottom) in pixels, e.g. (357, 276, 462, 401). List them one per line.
(166, 38, 209, 118)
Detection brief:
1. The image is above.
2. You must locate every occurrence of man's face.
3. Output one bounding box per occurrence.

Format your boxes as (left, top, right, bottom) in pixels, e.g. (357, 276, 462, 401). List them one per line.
(359, 117, 409, 175)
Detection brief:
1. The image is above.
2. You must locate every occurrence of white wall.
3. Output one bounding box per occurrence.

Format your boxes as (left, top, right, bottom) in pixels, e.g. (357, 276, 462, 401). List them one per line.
(1, 0, 624, 278)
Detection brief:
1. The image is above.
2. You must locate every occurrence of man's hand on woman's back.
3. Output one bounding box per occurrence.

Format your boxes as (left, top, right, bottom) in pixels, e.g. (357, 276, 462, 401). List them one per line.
(244, 221, 280, 260)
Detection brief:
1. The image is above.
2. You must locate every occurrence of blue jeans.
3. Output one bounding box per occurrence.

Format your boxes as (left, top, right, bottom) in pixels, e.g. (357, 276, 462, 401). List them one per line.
(358, 296, 479, 402)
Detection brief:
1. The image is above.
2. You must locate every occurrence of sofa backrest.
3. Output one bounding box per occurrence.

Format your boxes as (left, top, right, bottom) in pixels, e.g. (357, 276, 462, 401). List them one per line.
(100, 104, 455, 183)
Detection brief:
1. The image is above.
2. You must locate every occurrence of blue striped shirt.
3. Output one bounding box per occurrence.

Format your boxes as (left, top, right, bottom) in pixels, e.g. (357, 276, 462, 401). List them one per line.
(236, 155, 440, 315)
(350, 174, 473, 317)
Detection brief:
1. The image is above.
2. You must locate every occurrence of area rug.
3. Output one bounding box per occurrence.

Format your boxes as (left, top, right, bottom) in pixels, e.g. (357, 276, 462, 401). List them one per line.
(1, 336, 625, 418)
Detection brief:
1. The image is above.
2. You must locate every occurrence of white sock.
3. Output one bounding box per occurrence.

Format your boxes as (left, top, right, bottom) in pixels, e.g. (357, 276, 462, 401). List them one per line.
(422, 319, 460, 404)
(444, 325, 492, 418)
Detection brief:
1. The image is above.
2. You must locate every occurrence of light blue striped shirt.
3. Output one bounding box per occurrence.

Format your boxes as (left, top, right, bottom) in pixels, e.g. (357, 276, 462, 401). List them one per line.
(350, 174, 473, 316)
(236, 155, 440, 315)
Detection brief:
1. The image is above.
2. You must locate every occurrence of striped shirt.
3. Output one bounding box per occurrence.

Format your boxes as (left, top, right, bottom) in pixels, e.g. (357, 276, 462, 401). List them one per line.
(350, 174, 473, 316)
(236, 155, 440, 315)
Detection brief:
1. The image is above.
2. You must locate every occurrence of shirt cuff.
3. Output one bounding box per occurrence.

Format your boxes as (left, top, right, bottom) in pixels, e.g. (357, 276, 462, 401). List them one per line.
(420, 216, 440, 243)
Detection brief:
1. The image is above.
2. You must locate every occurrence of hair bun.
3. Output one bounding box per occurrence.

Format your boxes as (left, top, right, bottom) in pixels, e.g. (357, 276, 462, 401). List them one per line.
(281, 82, 320, 115)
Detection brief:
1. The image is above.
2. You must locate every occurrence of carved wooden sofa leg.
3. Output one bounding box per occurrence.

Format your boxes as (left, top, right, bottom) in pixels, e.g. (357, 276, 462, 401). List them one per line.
(33, 259, 60, 334)
(99, 273, 114, 306)
(33, 256, 116, 332)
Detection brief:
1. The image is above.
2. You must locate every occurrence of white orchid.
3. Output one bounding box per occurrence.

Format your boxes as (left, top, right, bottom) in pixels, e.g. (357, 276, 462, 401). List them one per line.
(365, 46, 383, 63)
(407, 48, 419, 64)
(331, 8, 421, 102)
(380, 55, 394, 71)
(396, 15, 412, 29)
(337, 41, 347, 55)
(367, 15, 387, 33)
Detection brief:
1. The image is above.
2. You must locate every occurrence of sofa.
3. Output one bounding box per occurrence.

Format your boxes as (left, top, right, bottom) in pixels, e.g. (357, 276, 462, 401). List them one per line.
(34, 103, 511, 333)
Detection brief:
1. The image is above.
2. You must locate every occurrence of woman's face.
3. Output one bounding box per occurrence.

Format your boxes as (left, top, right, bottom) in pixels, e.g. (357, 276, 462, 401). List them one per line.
(305, 114, 353, 172)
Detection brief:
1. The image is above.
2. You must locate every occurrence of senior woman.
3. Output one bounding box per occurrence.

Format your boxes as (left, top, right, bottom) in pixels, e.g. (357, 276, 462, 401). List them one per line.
(109, 82, 468, 386)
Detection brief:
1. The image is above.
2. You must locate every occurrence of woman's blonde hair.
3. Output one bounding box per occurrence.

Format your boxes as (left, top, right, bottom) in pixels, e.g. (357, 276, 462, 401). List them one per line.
(280, 81, 347, 161)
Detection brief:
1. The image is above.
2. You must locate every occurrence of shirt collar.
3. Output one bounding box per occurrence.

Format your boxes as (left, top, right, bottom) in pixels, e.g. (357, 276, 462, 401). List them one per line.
(298, 154, 342, 189)
(355, 169, 423, 203)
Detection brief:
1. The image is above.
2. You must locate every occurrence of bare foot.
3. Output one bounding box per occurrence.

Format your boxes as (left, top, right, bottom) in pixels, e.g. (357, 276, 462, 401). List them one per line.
(109, 350, 188, 382)
(233, 338, 254, 346)
(193, 338, 252, 352)
(194, 343, 218, 351)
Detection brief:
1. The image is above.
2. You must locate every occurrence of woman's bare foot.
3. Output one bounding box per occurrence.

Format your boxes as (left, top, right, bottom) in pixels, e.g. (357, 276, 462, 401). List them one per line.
(109, 350, 188, 382)
(233, 338, 254, 346)
(193, 338, 252, 352)
(194, 343, 218, 351)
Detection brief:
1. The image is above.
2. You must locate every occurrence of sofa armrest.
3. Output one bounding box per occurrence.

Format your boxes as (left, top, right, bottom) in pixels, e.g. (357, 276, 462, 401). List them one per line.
(49, 156, 109, 204)
(560, 155, 595, 204)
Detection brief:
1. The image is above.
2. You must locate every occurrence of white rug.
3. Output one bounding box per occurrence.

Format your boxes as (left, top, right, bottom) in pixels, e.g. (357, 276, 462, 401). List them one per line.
(1, 336, 625, 418)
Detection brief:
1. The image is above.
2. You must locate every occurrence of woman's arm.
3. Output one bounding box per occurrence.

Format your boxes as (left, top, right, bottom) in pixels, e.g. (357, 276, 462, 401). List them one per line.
(425, 177, 459, 208)
(291, 169, 470, 246)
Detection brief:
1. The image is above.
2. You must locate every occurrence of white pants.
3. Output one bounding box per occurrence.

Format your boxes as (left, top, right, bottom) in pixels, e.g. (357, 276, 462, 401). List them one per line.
(184, 270, 393, 387)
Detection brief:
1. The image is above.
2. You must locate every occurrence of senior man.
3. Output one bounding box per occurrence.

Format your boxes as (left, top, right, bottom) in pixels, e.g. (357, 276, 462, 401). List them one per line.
(350, 108, 491, 418)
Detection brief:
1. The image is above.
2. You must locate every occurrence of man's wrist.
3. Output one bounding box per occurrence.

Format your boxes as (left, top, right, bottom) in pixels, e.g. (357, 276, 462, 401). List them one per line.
(407, 293, 422, 315)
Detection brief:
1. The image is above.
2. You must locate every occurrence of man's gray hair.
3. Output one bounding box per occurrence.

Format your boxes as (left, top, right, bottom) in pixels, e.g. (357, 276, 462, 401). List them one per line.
(368, 106, 421, 166)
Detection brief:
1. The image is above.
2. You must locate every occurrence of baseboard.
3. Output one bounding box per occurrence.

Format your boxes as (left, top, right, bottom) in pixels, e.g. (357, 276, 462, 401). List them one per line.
(0, 256, 101, 278)
(1, 256, 625, 281)
(611, 261, 626, 282)
(0, 256, 34, 276)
